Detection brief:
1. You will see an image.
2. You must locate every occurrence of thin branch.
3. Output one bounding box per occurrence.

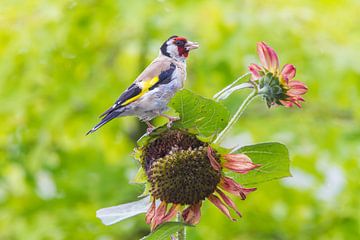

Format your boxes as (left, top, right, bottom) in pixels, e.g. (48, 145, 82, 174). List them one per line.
(214, 85, 258, 144)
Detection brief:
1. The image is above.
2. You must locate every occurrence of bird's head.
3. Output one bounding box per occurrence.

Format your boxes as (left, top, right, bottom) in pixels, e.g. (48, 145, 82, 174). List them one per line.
(160, 35, 199, 61)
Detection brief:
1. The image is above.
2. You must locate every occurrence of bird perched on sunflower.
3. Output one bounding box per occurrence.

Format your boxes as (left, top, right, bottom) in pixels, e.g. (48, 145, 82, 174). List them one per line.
(87, 35, 199, 135)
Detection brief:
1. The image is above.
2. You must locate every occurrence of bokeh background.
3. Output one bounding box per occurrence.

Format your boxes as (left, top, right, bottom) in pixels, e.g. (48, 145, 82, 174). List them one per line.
(1, 0, 359, 239)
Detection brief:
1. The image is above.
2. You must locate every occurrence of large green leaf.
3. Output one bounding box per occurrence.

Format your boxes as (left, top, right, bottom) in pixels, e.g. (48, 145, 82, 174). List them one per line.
(169, 89, 230, 137)
(141, 222, 194, 240)
(227, 142, 291, 186)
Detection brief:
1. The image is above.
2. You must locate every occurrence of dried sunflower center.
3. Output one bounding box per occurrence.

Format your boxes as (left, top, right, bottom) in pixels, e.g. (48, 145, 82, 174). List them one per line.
(142, 130, 221, 205)
(142, 130, 206, 172)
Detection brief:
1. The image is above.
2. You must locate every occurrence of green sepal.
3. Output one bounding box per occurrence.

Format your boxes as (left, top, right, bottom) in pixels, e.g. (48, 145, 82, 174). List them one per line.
(138, 183, 151, 198)
(130, 167, 147, 184)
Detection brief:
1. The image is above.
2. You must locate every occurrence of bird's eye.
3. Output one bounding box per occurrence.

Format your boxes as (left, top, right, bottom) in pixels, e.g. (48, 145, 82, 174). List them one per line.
(175, 40, 184, 46)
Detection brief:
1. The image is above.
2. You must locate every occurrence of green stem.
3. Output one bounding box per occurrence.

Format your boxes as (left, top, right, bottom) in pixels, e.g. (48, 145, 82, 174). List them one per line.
(213, 72, 251, 100)
(176, 212, 185, 240)
(214, 88, 258, 144)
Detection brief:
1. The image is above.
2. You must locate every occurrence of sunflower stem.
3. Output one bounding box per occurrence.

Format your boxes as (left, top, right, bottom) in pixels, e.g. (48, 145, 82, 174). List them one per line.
(176, 212, 186, 240)
(213, 72, 251, 100)
(214, 85, 258, 144)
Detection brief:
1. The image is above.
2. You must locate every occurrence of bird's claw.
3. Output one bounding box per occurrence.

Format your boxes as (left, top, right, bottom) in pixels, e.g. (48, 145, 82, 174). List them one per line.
(166, 116, 180, 128)
(146, 127, 154, 135)
(145, 121, 156, 134)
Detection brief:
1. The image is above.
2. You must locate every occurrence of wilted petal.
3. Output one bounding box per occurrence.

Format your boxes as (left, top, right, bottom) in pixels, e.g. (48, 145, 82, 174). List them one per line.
(281, 64, 296, 82)
(151, 202, 167, 230)
(182, 202, 202, 225)
(145, 199, 156, 224)
(162, 204, 180, 222)
(216, 189, 242, 217)
(248, 63, 262, 80)
(207, 147, 221, 171)
(257, 42, 279, 73)
(208, 194, 236, 221)
(219, 177, 256, 200)
(223, 153, 260, 174)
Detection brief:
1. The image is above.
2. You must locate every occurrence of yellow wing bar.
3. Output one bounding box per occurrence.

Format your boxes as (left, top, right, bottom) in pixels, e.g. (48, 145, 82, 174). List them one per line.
(121, 76, 159, 106)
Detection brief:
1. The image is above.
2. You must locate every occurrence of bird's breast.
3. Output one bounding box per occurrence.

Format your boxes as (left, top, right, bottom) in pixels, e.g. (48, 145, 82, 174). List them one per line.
(173, 61, 187, 88)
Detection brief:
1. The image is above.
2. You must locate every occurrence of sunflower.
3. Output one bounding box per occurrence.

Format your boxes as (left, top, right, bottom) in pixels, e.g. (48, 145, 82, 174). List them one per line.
(140, 130, 259, 230)
(249, 42, 308, 108)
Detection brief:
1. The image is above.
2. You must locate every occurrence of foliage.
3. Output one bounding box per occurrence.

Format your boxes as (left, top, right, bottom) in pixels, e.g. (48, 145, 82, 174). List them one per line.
(0, 0, 359, 239)
(142, 222, 193, 240)
(169, 89, 230, 137)
(229, 142, 290, 186)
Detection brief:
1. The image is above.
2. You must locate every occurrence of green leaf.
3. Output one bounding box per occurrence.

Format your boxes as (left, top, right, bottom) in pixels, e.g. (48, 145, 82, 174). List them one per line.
(227, 142, 291, 186)
(169, 89, 230, 137)
(141, 222, 194, 240)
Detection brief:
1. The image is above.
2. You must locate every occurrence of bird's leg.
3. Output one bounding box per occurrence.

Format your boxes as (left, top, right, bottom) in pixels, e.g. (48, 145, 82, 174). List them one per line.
(145, 121, 155, 134)
(160, 113, 180, 128)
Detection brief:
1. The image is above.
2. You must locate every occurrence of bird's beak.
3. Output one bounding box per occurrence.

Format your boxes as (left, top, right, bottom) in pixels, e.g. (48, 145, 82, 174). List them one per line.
(185, 41, 200, 51)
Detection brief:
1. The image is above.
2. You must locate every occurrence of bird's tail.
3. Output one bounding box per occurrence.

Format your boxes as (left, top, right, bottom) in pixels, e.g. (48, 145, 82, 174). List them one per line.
(86, 110, 124, 135)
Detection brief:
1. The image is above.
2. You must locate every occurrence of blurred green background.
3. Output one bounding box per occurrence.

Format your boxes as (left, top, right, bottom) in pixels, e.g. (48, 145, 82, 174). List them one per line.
(1, 0, 359, 239)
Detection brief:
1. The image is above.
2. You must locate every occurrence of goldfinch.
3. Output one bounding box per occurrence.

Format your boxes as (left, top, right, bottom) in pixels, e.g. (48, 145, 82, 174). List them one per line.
(87, 35, 199, 135)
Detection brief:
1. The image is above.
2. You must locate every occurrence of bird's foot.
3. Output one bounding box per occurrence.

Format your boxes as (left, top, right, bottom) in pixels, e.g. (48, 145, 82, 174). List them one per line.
(145, 121, 155, 134)
(166, 116, 180, 128)
(146, 127, 154, 134)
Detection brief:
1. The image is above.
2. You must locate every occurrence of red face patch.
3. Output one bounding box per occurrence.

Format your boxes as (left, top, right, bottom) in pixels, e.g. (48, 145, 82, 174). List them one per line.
(173, 37, 189, 57)
(178, 48, 189, 57)
(174, 37, 187, 42)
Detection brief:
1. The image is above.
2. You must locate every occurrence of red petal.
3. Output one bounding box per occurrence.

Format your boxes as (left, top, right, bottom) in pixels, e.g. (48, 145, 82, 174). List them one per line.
(267, 45, 280, 73)
(287, 88, 308, 96)
(208, 194, 236, 221)
(248, 63, 262, 80)
(288, 81, 308, 95)
(223, 153, 260, 174)
(279, 100, 293, 107)
(257, 42, 279, 73)
(281, 64, 296, 81)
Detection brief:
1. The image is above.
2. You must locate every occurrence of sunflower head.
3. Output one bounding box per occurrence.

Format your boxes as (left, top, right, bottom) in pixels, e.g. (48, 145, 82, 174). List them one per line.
(137, 129, 259, 230)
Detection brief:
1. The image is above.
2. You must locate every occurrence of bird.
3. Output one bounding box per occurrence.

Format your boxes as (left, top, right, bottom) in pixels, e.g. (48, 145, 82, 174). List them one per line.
(86, 35, 199, 135)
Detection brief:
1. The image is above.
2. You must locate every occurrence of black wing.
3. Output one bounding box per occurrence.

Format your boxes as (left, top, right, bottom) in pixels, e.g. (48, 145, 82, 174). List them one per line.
(99, 83, 142, 118)
(99, 63, 176, 118)
(149, 63, 176, 90)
